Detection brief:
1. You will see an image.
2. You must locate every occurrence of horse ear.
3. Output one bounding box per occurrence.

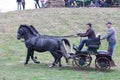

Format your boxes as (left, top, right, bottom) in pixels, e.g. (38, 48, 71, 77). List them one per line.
(19, 24, 24, 29)
(19, 24, 26, 28)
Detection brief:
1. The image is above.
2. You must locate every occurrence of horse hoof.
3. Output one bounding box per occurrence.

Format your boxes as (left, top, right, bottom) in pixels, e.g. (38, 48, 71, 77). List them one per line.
(49, 65, 54, 68)
(35, 61, 40, 64)
(24, 63, 28, 65)
(59, 65, 62, 67)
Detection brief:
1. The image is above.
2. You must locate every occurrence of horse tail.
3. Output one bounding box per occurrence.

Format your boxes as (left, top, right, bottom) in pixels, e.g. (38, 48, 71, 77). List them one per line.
(59, 39, 71, 63)
(62, 39, 73, 53)
(62, 39, 71, 47)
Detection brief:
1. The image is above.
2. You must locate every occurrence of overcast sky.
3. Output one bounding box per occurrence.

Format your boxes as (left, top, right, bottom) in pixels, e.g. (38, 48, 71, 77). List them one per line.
(0, 0, 45, 13)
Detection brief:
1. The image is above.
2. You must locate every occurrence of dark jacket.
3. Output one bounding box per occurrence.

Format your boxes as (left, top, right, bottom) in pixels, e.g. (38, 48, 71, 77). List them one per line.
(79, 28, 96, 39)
(34, 0, 39, 2)
(64, 0, 68, 2)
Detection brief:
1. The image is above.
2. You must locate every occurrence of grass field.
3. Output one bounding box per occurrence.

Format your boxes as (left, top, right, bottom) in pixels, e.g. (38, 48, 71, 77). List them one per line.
(0, 8, 120, 80)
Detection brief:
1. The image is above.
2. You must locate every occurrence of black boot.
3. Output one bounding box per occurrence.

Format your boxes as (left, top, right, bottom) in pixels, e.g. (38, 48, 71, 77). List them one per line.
(73, 45, 78, 51)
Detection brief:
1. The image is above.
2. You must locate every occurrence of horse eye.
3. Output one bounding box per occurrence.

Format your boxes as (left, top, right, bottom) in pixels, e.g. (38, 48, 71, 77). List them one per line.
(19, 29, 23, 34)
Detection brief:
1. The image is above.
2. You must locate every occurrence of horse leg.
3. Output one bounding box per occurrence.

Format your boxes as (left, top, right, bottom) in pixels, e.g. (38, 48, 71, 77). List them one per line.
(49, 51, 58, 68)
(49, 51, 62, 68)
(55, 54, 63, 67)
(24, 48, 31, 65)
(30, 50, 40, 64)
(58, 56, 62, 67)
(49, 56, 56, 68)
(56, 51, 63, 67)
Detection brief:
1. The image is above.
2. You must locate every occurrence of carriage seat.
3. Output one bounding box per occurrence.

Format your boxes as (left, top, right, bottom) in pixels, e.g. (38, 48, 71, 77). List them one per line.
(86, 36, 101, 52)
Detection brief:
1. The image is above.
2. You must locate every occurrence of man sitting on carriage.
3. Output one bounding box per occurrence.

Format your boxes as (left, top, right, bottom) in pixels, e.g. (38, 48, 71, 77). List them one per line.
(73, 23, 96, 52)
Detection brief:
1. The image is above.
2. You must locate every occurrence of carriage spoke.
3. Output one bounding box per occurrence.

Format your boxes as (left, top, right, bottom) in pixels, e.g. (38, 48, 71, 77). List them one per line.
(72, 54, 92, 70)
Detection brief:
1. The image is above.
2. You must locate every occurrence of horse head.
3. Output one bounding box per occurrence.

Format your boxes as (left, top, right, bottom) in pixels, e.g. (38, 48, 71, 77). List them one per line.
(17, 24, 37, 40)
(17, 25, 25, 40)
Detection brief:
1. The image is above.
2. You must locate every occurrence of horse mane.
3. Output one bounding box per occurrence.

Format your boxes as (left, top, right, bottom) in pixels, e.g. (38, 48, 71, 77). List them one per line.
(19, 24, 39, 36)
(29, 25, 40, 35)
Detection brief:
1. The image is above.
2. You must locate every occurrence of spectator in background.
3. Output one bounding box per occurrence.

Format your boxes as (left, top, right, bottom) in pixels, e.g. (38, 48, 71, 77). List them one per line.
(105, 0, 113, 7)
(34, 0, 40, 9)
(21, 0, 25, 10)
(64, 0, 69, 7)
(75, 0, 81, 7)
(67, 0, 71, 7)
(70, 0, 75, 7)
(89, 1, 96, 8)
(16, 0, 22, 10)
(100, 0, 106, 7)
(94, 0, 100, 7)
(40, 0, 45, 8)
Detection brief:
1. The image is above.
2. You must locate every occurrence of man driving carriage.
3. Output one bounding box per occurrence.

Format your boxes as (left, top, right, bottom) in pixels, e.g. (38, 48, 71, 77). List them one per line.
(73, 23, 96, 52)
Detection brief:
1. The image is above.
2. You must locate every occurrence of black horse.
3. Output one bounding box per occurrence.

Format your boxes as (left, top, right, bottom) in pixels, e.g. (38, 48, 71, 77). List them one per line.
(17, 25, 71, 67)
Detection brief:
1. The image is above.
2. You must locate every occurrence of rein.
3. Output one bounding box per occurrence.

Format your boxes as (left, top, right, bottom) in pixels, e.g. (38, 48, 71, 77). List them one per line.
(42, 34, 79, 38)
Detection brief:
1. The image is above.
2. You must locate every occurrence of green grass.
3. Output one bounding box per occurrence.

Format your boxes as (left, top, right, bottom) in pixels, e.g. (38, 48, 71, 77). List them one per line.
(0, 8, 120, 80)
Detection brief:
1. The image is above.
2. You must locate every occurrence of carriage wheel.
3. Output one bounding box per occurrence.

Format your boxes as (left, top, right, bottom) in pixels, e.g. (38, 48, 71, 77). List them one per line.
(72, 54, 92, 70)
(95, 57, 111, 71)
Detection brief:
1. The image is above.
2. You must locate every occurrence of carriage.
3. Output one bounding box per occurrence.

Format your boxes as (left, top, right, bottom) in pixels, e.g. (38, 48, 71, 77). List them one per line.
(69, 35, 116, 71)
(17, 25, 116, 71)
